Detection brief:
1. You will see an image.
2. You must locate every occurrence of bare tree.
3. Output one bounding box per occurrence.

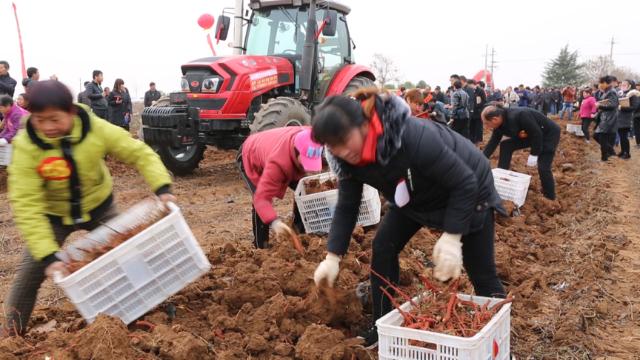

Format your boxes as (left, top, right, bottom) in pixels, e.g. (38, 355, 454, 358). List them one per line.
(611, 66, 640, 83)
(580, 56, 613, 85)
(370, 53, 399, 88)
(581, 56, 640, 86)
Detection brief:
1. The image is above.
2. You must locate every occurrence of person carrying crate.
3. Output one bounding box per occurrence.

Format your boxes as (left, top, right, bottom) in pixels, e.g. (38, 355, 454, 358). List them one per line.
(310, 89, 506, 348)
(481, 104, 561, 200)
(1, 80, 174, 337)
(236, 126, 323, 249)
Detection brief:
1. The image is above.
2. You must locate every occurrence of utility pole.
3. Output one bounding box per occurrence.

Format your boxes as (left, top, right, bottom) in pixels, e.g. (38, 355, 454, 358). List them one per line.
(609, 36, 615, 62)
(484, 44, 488, 75)
(489, 48, 497, 76)
(487, 47, 498, 90)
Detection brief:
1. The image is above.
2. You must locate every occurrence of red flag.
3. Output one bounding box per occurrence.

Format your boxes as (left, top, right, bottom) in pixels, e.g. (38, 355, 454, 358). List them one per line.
(12, 2, 27, 80)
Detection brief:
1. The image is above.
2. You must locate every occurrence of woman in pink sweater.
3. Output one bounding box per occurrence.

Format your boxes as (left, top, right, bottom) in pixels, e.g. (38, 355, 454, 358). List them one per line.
(579, 89, 597, 141)
(237, 126, 323, 249)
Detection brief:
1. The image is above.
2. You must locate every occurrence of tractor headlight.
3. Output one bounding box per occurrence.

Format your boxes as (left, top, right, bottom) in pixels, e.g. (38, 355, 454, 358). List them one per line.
(202, 76, 222, 93)
(181, 77, 189, 92)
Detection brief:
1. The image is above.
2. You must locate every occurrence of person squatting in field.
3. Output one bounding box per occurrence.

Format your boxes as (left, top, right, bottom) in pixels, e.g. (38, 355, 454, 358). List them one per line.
(236, 127, 323, 249)
(482, 105, 561, 200)
(310, 88, 506, 347)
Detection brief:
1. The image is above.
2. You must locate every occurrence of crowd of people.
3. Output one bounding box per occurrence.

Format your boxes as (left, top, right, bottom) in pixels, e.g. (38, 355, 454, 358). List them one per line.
(0, 61, 163, 135)
(397, 74, 640, 163)
(1, 60, 640, 351)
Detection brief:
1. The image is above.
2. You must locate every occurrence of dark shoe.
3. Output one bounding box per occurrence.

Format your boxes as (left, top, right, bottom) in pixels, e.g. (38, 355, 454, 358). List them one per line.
(357, 326, 378, 349)
(621, 153, 631, 159)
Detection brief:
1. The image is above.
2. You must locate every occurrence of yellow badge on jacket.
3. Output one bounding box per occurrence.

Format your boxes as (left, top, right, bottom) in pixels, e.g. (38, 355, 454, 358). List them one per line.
(37, 157, 72, 181)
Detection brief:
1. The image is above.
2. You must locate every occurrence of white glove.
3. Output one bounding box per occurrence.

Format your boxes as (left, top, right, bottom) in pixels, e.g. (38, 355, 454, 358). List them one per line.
(314, 253, 340, 287)
(526, 155, 538, 167)
(0, 138, 7, 145)
(433, 233, 463, 282)
(270, 219, 291, 236)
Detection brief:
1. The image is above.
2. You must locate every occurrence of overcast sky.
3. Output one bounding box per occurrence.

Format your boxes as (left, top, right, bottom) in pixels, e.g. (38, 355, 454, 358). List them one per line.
(1, 0, 639, 98)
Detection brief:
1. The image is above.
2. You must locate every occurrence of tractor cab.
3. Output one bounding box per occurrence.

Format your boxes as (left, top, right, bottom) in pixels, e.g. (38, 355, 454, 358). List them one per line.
(241, 1, 353, 101)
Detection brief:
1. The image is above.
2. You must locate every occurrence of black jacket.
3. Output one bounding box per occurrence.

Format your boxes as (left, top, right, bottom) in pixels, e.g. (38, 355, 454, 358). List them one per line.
(617, 90, 640, 128)
(108, 89, 132, 127)
(630, 90, 640, 120)
(434, 91, 447, 104)
(86, 81, 108, 111)
(451, 89, 470, 119)
(326, 95, 503, 256)
(595, 88, 618, 134)
(464, 85, 476, 114)
(474, 86, 487, 113)
(483, 107, 560, 157)
(144, 90, 161, 107)
(0, 74, 17, 97)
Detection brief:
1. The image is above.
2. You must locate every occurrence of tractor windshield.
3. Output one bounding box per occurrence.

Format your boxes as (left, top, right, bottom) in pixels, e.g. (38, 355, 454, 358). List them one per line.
(245, 7, 350, 70)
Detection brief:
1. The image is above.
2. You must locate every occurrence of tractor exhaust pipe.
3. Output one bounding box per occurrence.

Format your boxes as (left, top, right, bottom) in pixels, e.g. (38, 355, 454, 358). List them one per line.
(300, 0, 316, 99)
(233, 0, 244, 55)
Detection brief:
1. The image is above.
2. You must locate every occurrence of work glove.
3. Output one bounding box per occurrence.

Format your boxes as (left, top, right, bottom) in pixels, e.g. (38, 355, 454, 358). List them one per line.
(270, 219, 292, 236)
(271, 219, 304, 254)
(314, 253, 340, 287)
(526, 155, 538, 167)
(433, 233, 463, 282)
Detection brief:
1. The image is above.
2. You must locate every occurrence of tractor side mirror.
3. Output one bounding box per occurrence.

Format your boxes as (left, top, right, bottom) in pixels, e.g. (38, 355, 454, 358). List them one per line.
(216, 15, 231, 41)
(322, 10, 337, 37)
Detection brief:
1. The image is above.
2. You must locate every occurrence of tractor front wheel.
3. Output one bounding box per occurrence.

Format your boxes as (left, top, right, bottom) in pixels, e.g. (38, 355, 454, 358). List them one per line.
(250, 97, 311, 133)
(157, 143, 206, 176)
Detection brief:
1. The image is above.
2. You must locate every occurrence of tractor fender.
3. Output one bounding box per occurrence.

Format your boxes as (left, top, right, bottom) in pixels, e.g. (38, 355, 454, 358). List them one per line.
(324, 65, 375, 97)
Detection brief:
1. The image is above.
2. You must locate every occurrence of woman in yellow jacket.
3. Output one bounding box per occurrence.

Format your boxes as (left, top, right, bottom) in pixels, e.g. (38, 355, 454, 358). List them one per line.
(1, 80, 174, 336)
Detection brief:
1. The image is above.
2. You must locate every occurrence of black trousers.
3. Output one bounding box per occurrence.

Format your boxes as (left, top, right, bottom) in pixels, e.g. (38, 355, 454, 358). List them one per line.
(92, 108, 108, 120)
(236, 150, 304, 248)
(497, 137, 559, 200)
(581, 117, 593, 141)
(594, 132, 616, 161)
(634, 118, 640, 145)
(451, 117, 470, 140)
(469, 113, 483, 144)
(370, 208, 505, 322)
(617, 127, 631, 156)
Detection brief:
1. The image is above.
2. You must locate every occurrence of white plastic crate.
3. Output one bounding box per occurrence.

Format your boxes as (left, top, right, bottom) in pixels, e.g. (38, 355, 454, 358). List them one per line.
(294, 172, 381, 234)
(492, 168, 531, 208)
(566, 124, 584, 137)
(0, 144, 11, 166)
(377, 293, 511, 360)
(54, 202, 211, 324)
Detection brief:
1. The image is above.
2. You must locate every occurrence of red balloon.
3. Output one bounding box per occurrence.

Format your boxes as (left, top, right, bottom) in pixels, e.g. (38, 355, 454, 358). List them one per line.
(198, 14, 215, 30)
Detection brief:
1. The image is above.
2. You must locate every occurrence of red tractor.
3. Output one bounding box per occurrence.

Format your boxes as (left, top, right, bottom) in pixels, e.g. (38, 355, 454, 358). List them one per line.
(141, 0, 375, 174)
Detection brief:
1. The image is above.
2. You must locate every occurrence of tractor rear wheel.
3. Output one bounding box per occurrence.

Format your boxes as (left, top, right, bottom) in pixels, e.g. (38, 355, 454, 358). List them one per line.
(250, 97, 311, 133)
(342, 76, 376, 96)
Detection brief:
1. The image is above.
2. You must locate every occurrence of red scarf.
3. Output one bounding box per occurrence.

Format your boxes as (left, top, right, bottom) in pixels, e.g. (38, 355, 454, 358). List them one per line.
(357, 102, 384, 166)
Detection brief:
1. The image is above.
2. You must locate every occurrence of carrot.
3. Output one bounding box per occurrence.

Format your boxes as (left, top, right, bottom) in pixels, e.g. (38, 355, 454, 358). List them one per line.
(441, 293, 457, 323)
(370, 267, 419, 308)
(489, 296, 514, 313)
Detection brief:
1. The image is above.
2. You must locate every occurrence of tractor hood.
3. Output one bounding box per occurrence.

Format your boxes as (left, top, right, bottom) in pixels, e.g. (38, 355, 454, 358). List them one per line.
(181, 55, 294, 94)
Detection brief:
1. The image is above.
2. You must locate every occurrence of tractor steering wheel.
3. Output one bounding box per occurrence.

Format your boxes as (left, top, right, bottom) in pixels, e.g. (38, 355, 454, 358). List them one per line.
(282, 49, 297, 55)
